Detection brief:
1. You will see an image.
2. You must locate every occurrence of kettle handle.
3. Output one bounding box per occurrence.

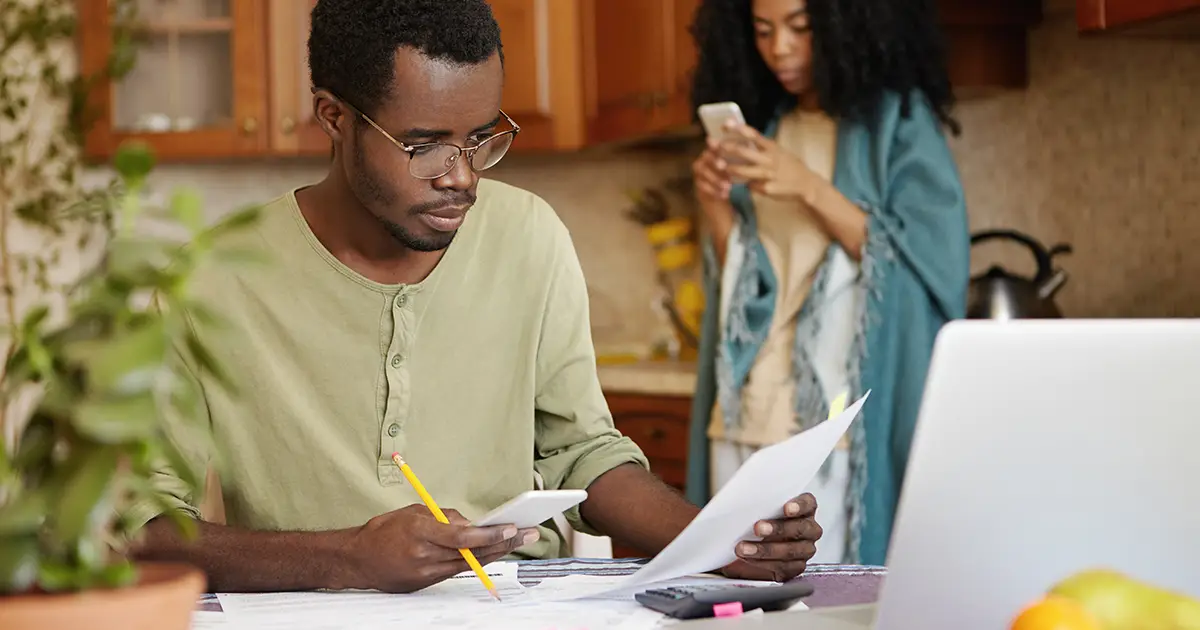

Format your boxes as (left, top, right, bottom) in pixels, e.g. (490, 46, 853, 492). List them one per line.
(970, 229, 1071, 284)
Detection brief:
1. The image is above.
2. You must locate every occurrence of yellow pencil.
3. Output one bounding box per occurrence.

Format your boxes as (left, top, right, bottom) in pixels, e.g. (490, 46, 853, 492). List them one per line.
(390, 452, 500, 601)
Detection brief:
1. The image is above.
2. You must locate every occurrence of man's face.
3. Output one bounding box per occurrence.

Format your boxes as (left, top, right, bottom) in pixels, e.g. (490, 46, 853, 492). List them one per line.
(343, 48, 504, 252)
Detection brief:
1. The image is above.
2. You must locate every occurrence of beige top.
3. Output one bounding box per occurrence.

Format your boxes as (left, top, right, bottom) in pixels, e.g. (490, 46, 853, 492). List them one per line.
(708, 108, 839, 447)
(126, 180, 649, 559)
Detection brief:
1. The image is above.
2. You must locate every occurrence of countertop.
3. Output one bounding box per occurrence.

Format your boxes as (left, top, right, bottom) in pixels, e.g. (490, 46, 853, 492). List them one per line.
(596, 359, 697, 397)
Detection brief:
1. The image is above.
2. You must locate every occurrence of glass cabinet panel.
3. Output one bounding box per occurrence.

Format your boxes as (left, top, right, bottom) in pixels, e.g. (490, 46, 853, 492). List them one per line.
(114, 0, 236, 133)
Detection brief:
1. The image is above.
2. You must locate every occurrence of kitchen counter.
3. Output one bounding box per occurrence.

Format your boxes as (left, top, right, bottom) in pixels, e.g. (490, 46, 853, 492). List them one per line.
(595, 359, 697, 397)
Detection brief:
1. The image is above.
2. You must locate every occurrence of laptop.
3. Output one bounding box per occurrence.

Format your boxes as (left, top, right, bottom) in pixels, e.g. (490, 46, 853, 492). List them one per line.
(680, 319, 1200, 629)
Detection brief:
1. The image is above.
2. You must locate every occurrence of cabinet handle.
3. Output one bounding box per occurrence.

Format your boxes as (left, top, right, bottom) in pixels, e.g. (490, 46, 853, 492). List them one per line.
(653, 92, 669, 107)
(241, 117, 259, 134)
(280, 116, 296, 134)
(648, 427, 666, 440)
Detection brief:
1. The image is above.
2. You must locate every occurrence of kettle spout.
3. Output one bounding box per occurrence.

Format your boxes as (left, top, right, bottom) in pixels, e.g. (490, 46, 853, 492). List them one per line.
(1037, 269, 1068, 301)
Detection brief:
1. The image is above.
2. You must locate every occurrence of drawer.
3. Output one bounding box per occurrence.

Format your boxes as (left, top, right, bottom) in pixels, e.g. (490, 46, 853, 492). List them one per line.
(648, 457, 686, 488)
(614, 415, 689, 461)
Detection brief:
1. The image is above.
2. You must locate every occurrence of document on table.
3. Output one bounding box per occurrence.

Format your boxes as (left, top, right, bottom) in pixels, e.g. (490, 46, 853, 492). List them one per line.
(543, 392, 868, 601)
(213, 562, 667, 630)
(217, 562, 525, 625)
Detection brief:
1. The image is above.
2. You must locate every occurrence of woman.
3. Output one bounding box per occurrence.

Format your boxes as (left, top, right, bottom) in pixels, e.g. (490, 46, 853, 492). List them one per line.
(684, 0, 970, 566)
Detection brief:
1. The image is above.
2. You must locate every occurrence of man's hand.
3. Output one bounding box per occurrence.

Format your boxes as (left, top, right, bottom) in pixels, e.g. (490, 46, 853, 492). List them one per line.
(721, 493, 822, 582)
(342, 505, 540, 593)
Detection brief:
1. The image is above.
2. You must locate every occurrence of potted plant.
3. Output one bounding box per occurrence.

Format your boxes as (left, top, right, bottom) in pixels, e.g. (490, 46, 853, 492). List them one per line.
(0, 140, 260, 628)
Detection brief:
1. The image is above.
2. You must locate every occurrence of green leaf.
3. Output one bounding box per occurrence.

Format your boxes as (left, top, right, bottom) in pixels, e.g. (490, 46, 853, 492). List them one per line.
(20, 305, 50, 335)
(73, 393, 158, 444)
(0, 535, 40, 594)
(85, 320, 168, 395)
(169, 188, 203, 232)
(0, 491, 49, 536)
(199, 204, 261, 241)
(112, 140, 155, 184)
(13, 413, 55, 470)
(157, 437, 201, 495)
(96, 558, 137, 588)
(36, 559, 80, 592)
(184, 331, 234, 392)
(54, 447, 119, 542)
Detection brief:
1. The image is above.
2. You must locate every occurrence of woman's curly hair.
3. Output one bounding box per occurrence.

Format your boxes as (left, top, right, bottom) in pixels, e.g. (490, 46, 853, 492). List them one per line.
(690, 0, 960, 135)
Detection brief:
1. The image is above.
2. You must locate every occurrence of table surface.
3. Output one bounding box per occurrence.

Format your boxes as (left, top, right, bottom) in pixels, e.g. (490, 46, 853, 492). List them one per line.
(196, 558, 887, 613)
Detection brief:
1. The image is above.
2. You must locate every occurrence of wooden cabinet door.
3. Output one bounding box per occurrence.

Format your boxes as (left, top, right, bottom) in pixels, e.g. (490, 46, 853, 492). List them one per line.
(660, 0, 702, 130)
(583, 0, 671, 144)
(79, 0, 269, 161)
(266, 0, 327, 157)
(487, 0, 565, 151)
(1077, 0, 1200, 32)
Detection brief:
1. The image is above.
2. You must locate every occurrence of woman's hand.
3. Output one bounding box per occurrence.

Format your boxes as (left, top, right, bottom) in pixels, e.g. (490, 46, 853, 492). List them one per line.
(719, 122, 868, 258)
(692, 141, 736, 264)
(719, 123, 821, 203)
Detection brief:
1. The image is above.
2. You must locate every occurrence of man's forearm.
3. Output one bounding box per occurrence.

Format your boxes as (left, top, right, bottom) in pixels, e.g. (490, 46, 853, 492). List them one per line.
(133, 516, 358, 592)
(580, 463, 699, 555)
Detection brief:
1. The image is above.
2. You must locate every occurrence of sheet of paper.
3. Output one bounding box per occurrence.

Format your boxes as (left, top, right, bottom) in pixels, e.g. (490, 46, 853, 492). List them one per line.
(218, 562, 524, 621)
(630, 392, 865, 587)
(215, 562, 668, 630)
(540, 392, 866, 602)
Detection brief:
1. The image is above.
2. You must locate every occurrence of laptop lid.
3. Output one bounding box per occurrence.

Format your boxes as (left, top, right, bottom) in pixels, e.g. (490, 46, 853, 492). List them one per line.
(874, 320, 1200, 630)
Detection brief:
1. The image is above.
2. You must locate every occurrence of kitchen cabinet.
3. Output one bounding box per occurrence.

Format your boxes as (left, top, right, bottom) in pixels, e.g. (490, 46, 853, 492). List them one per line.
(937, 0, 1043, 94)
(1077, 0, 1200, 35)
(605, 391, 692, 558)
(78, 0, 701, 162)
(77, 0, 270, 161)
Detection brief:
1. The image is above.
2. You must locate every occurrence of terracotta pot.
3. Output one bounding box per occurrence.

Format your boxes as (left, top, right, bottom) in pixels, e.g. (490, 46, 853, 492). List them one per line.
(0, 562, 205, 630)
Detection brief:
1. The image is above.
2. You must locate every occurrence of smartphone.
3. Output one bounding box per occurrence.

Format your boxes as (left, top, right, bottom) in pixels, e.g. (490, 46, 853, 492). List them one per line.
(697, 101, 747, 142)
(471, 489, 588, 528)
(697, 101, 751, 169)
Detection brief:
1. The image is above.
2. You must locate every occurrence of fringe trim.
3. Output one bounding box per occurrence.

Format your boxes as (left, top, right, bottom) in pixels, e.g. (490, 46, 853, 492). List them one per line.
(716, 215, 768, 432)
(789, 202, 893, 564)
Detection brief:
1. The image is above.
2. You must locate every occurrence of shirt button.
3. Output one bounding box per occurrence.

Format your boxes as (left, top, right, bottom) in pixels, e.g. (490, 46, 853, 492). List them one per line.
(394, 294, 407, 308)
(387, 423, 400, 437)
(390, 354, 403, 368)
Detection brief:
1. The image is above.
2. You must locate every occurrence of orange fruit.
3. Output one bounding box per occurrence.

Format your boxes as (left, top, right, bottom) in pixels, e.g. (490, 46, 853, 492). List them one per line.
(1011, 595, 1102, 630)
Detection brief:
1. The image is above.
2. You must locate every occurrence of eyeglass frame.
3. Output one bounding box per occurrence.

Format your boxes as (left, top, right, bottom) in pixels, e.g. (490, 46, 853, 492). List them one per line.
(317, 89, 521, 180)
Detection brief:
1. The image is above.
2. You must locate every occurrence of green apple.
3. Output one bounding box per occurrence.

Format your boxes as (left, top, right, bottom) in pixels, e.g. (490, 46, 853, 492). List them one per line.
(1049, 569, 1200, 630)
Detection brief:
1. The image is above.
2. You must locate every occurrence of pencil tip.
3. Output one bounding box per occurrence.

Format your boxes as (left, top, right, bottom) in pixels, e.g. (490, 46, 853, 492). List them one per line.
(490, 588, 501, 602)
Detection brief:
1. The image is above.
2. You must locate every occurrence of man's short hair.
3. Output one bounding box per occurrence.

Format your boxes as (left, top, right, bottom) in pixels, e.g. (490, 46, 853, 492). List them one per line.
(308, 0, 504, 116)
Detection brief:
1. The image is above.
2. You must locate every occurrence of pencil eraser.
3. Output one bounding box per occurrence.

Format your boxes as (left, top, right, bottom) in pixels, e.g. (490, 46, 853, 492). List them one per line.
(713, 602, 744, 618)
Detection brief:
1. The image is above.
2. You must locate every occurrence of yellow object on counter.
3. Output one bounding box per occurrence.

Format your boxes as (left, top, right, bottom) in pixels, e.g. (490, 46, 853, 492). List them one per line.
(674, 280, 704, 337)
(656, 242, 696, 271)
(644, 217, 692, 245)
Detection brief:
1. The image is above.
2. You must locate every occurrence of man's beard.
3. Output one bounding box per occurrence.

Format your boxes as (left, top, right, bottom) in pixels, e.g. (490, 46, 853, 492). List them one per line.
(352, 143, 462, 252)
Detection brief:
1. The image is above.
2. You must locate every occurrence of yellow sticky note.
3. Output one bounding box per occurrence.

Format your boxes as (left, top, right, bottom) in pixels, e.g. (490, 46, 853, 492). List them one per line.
(827, 391, 848, 419)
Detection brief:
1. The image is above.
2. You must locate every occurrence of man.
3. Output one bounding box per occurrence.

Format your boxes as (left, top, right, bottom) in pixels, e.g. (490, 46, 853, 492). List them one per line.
(132, 0, 823, 594)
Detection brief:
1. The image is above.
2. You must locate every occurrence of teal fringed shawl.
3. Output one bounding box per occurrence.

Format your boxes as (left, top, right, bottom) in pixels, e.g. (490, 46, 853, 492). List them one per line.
(684, 91, 970, 565)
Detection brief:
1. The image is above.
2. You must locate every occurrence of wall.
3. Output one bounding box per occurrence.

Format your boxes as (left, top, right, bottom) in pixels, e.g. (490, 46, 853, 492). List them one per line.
(952, 2, 1200, 317)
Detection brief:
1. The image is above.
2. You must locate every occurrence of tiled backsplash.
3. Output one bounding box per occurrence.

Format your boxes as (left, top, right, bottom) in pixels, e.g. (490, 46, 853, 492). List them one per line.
(953, 5, 1200, 318)
(77, 4, 1200, 349)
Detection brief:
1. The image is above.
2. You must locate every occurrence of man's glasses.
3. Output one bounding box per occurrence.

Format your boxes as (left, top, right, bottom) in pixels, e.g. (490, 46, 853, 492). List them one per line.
(332, 94, 520, 180)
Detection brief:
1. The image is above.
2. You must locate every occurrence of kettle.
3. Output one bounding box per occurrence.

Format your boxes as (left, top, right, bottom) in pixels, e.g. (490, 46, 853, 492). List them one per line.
(967, 229, 1072, 319)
